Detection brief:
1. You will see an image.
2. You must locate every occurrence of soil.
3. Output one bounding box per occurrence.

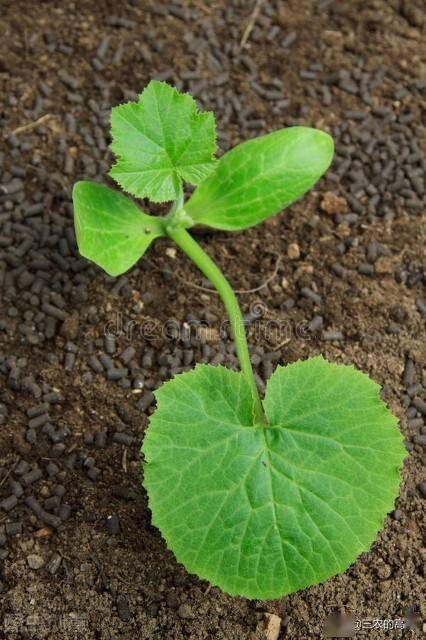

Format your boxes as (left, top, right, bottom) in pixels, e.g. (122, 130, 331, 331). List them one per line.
(0, 1, 424, 639)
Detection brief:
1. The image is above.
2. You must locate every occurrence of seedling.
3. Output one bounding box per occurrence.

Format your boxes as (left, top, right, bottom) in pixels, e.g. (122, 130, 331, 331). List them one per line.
(73, 81, 405, 600)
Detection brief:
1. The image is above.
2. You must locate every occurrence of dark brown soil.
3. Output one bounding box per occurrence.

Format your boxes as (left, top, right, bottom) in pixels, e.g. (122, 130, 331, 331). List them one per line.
(0, 1, 424, 639)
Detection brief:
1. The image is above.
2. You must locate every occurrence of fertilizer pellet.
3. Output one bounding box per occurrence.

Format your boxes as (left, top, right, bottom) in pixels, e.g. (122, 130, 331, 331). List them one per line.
(28, 413, 49, 429)
(87, 467, 101, 481)
(107, 368, 128, 381)
(43, 391, 64, 404)
(46, 462, 59, 477)
(402, 360, 416, 387)
(281, 32, 297, 47)
(40, 511, 62, 528)
(51, 443, 66, 457)
(137, 391, 155, 412)
(408, 418, 424, 430)
(27, 403, 49, 418)
(0, 495, 18, 511)
(64, 352, 75, 370)
(412, 398, 426, 416)
(59, 504, 71, 520)
(89, 355, 103, 373)
(95, 431, 108, 448)
(14, 460, 30, 476)
(44, 496, 61, 511)
(104, 335, 116, 354)
(119, 346, 136, 364)
(22, 468, 43, 486)
(358, 263, 375, 276)
(301, 287, 322, 305)
(323, 330, 344, 341)
(407, 383, 423, 398)
(113, 432, 133, 446)
(41, 303, 68, 321)
(99, 354, 114, 370)
(52, 485, 65, 498)
(106, 514, 120, 535)
(308, 316, 324, 332)
(9, 480, 23, 498)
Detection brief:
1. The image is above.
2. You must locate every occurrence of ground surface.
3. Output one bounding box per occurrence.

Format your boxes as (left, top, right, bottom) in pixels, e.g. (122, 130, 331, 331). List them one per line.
(0, 0, 425, 638)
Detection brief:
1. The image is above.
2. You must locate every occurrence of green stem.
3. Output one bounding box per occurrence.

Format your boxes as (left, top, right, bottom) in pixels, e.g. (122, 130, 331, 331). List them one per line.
(167, 227, 265, 425)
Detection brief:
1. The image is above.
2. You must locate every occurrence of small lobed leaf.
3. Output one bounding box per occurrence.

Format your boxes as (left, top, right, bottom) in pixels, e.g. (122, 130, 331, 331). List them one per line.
(183, 127, 334, 230)
(73, 181, 165, 276)
(142, 356, 405, 600)
(109, 80, 217, 203)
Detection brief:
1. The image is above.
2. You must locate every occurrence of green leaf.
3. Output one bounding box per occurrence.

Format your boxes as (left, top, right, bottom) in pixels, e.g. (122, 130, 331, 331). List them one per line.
(109, 80, 217, 203)
(73, 181, 164, 276)
(183, 127, 334, 230)
(142, 357, 405, 600)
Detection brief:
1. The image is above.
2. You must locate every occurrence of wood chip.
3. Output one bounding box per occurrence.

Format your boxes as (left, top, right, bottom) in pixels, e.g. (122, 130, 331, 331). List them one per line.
(265, 613, 281, 640)
(320, 191, 348, 215)
(33, 526, 53, 538)
(287, 242, 300, 260)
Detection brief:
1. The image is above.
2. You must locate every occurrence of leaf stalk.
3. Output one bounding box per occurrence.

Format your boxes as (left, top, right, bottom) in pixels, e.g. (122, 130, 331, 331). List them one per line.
(167, 226, 266, 425)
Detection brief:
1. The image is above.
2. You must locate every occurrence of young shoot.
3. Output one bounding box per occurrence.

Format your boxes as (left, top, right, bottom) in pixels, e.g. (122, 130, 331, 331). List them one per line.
(73, 81, 405, 600)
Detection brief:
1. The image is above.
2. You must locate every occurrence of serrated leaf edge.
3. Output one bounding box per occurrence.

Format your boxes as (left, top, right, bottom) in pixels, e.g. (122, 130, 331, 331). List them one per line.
(108, 81, 218, 203)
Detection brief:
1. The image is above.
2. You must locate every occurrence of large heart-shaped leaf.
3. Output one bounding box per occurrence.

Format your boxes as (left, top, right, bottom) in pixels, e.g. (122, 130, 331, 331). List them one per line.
(109, 80, 217, 203)
(183, 127, 334, 230)
(73, 181, 165, 276)
(142, 356, 405, 599)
